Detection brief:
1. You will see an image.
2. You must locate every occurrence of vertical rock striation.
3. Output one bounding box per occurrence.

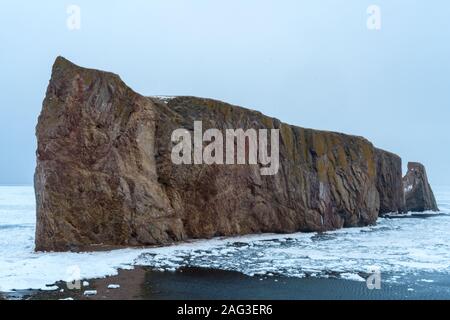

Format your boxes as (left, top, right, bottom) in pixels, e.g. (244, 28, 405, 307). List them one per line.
(34, 57, 185, 251)
(375, 148, 406, 214)
(34, 57, 432, 252)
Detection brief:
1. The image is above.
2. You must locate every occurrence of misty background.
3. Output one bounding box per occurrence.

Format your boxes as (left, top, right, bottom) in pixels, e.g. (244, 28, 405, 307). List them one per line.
(0, 0, 449, 186)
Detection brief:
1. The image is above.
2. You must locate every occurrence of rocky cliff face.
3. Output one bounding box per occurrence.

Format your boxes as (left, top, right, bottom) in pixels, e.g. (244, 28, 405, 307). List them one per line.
(375, 149, 406, 214)
(35, 57, 420, 251)
(403, 162, 439, 212)
(35, 58, 190, 251)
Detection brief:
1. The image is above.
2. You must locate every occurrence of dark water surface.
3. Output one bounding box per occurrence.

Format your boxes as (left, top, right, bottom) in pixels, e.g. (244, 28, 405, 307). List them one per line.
(143, 267, 450, 300)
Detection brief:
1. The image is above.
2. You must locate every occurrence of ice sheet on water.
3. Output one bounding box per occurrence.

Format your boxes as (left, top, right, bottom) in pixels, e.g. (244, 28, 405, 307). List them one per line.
(1, 186, 450, 292)
(134, 213, 450, 281)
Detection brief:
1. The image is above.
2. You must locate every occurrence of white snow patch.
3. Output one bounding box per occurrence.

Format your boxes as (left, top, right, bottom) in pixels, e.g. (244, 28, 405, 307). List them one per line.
(151, 96, 176, 104)
(404, 185, 414, 193)
(41, 285, 59, 291)
(83, 290, 97, 296)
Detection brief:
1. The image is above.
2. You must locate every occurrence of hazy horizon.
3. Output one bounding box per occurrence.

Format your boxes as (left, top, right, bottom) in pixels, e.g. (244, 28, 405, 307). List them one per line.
(1, 0, 449, 186)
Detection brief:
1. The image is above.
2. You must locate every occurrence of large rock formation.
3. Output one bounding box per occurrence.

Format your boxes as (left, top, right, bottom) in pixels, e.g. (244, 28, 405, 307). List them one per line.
(35, 57, 421, 251)
(403, 162, 439, 212)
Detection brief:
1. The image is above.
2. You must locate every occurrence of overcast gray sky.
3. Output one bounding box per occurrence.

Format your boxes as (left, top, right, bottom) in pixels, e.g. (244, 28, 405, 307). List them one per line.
(0, 0, 449, 186)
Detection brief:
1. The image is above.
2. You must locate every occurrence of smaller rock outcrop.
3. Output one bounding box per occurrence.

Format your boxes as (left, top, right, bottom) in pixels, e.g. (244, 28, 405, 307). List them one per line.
(403, 162, 439, 212)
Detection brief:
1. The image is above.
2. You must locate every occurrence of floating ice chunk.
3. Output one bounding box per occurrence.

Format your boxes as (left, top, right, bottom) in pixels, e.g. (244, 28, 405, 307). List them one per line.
(83, 290, 97, 296)
(41, 285, 59, 291)
(340, 273, 366, 282)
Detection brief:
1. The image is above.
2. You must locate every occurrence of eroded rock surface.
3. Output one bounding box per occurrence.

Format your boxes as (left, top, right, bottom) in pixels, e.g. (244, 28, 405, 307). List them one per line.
(35, 57, 420, 251)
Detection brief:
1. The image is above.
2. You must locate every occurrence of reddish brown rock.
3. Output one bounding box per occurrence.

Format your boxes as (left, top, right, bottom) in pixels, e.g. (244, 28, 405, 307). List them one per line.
(35, 57, 185, 251)
(35, 57, 409, 251)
